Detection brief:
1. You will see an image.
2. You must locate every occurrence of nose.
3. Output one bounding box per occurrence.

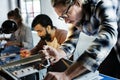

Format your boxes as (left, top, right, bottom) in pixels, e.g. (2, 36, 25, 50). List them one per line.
(37, 32, 42, 36)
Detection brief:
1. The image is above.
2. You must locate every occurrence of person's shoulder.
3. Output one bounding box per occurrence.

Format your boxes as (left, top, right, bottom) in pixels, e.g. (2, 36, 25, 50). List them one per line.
(22, 24, 31, 29)
(55, 28, 68, 39)
(56, 28, 67, 33)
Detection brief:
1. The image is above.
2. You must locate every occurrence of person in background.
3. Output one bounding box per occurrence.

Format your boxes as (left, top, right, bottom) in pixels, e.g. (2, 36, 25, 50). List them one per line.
(0, 8, 33, 64)
(20, 14, 67, 58)
(40, 0, 119, 80)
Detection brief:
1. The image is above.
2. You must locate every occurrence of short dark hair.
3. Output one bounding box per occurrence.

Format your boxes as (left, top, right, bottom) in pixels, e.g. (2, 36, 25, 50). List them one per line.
(51, 0, 73, 7)
(32, 14, 54, 29)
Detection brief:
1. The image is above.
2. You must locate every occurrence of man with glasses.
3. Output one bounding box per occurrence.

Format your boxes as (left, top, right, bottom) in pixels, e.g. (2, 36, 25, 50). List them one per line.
(42, 0, 119, 80)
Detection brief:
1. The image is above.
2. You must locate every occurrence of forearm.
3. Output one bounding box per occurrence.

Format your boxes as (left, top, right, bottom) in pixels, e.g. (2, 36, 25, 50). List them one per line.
(14, 41, 23, 47)
(0, 38, 10, 41)
(65, 61, 88, 79)
(5, 41, 22, 47)
(30, 47, 38, 55)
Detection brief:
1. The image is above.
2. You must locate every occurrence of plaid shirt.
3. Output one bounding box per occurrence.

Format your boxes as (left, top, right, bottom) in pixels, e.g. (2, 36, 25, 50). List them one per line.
(60, 0, 119, 72)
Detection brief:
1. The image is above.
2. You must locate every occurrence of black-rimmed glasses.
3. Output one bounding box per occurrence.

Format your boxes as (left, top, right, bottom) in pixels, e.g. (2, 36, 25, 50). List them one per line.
(58, 0, 74, 20)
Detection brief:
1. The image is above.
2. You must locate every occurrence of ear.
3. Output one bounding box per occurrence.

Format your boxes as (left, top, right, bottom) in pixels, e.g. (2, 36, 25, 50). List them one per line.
(82, 0, 89, 4)
(46, 25, 51, 31)
(75, 0, 88, 6)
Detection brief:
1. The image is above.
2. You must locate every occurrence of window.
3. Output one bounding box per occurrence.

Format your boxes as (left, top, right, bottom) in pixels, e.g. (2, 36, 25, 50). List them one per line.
(19, 0, 41, 28)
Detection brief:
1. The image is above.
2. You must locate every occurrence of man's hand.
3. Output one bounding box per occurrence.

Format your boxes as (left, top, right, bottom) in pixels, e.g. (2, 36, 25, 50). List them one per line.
(40, 45, 66, 63)
(44, 60, 88, 80)
(5, 41, 22, 47)
(20, 49, 31, 58)
(5, 41, 15, 46)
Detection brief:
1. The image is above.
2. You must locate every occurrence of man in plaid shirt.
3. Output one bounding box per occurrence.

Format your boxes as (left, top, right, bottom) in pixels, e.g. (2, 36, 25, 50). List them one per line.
(42, 0, 119, 80)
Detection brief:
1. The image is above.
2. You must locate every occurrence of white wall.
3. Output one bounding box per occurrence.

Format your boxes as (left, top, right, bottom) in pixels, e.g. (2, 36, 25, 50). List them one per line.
(0, 0, 17, 28)
(0, 0, 68, 30)
(0, 0, 8, 27)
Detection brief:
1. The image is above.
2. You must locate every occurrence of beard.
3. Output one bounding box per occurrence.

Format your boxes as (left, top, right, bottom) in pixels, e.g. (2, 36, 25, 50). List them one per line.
(40, 29, 51, 42)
